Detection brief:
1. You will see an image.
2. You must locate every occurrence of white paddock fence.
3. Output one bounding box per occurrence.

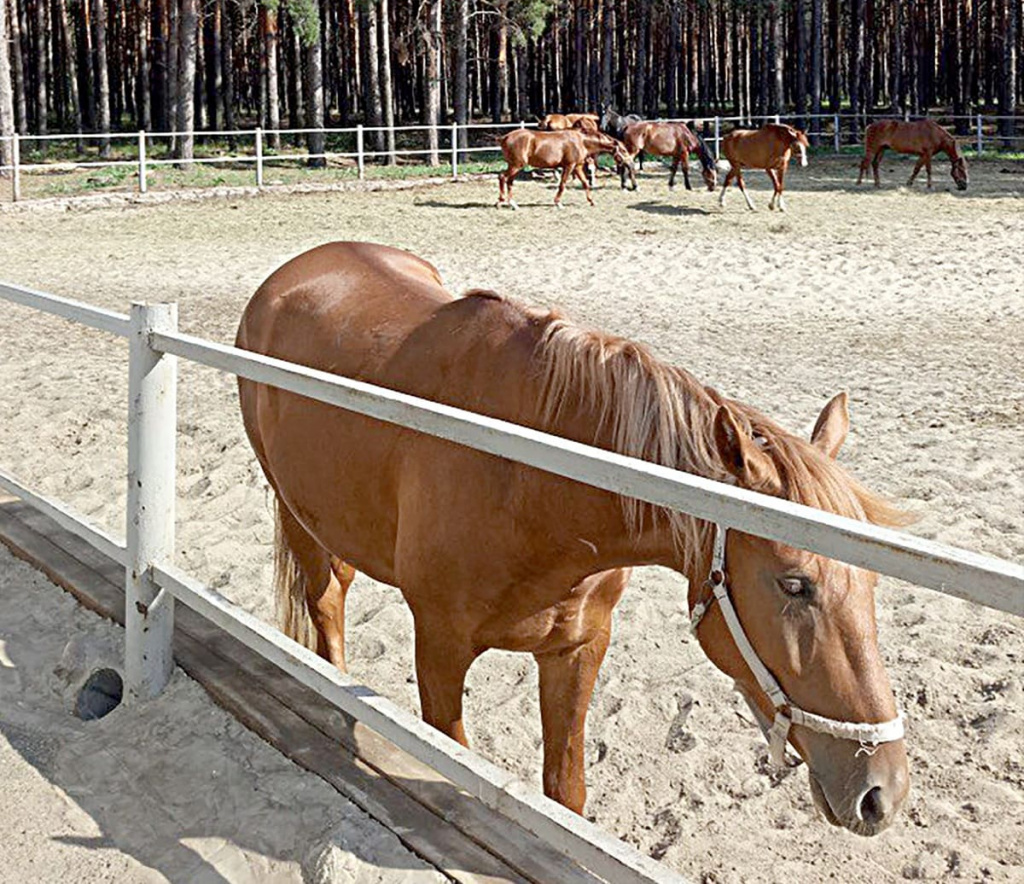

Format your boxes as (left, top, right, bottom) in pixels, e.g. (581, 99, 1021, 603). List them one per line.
(0, 280, 1022, 884)
(1, 112, 1020, 202)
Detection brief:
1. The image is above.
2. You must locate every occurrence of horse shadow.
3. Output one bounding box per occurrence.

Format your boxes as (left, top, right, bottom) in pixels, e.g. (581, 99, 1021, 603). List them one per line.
(415, 198, 495, 210)
(628, 200, 712, 217)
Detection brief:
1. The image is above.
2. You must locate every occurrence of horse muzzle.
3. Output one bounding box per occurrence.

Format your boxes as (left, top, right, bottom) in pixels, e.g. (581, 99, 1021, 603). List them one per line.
(805, 738, 909, 836)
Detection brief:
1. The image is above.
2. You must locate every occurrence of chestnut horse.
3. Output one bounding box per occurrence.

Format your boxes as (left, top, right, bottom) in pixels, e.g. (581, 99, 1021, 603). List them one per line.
(538, 112, 599, 131)
(495, 128, 632, 209)
(857, 119, 968, 190)
(620, 121, 718, 191)
(720, 124, 809, 212)
(237, 241, 910, 835)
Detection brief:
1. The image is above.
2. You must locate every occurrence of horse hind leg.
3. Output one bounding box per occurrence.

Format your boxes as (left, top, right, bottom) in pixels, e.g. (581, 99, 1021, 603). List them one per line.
(872, 147, 885, 187)
(737, 170, 755, 210)
(274, 497, 354, 671)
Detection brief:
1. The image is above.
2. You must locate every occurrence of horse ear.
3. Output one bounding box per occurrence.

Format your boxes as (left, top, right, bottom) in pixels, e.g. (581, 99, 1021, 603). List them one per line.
(714, 406, 780, 490)
(810, 392, 849, 460)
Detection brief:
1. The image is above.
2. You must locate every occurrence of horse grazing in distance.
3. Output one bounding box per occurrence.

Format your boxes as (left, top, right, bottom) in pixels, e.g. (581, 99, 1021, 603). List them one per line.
(538, 112, 600, 131)
(720, 124, 809, 211)
(857, 119, 968, 190)
(238, 240, 911, 833)
(495, 128, 632, 209)
(620, 121, 718, 191)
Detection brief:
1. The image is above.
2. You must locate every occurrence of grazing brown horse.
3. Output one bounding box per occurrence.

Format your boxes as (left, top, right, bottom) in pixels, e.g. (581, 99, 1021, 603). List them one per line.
(620, 121, 718, 191)
(857, 119, 968, 190)
(538, 112, 600, 131)
(720, 124, 809, 212)
(237, 241, 911, 834)
(495, 128, 632, 209)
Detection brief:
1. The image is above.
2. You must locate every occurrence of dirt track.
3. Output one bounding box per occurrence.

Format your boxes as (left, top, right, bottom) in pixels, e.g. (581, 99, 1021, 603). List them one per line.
(0, 155, 1021, 882)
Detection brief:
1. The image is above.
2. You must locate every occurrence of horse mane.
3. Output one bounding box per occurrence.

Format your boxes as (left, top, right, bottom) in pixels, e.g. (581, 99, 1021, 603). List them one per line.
(769, 123, 810, 147)
(534, 314, 907, 571)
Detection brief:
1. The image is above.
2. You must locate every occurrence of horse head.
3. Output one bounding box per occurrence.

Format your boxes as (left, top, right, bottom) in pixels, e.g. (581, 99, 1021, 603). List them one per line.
(688, 392, 910, 836)
(950, 156, 969, 190)
(693, 134, 718, 190)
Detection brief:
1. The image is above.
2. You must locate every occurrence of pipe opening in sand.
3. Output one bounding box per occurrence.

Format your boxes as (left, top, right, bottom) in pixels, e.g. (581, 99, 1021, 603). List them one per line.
(74, 668, 123, 721)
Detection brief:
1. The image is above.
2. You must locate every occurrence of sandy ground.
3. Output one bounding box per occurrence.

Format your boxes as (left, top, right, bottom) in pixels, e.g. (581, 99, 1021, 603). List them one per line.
(0, 543, 448, 884)
(0, 155, 1021, 883)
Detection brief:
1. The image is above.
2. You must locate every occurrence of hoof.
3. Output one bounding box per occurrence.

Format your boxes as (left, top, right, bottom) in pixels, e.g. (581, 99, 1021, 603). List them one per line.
(509, 200, 519, 210)
(554, 202, 565, 210)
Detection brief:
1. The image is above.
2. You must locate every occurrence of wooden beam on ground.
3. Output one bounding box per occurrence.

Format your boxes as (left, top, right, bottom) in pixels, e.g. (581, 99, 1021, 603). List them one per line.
(0, 499, 617, 884)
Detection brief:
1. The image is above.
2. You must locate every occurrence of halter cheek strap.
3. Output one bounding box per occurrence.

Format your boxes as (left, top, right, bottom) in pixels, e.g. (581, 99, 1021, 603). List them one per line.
(690, 524, 905, 767)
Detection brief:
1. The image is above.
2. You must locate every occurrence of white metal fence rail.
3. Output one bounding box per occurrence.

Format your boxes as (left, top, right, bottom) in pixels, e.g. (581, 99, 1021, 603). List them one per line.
(1, 279, 1022, 881)
(1, 112, 1020, 202)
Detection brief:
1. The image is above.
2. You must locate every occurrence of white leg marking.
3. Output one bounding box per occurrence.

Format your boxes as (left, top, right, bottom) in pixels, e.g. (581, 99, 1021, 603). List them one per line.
(799, 143, 807, 167)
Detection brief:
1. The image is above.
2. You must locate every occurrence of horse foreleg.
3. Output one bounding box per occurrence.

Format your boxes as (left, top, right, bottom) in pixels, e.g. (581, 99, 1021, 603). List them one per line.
(554, 165, 573, 208)
(767, 170, 781, 210)
(680, 152, 693, 190)
(535, 628, 612, 814)
(908, 156, 925, 186)
(413, 620, 478, 747)
(736, 170, 755, 210)
(719, 169, 735, 207)
(574, 164, 595, 206)
(777, 165, 789, 212)
(857, 153, 870, 185)
(872, 147, 885, 187)
(924, 153, 933, 188)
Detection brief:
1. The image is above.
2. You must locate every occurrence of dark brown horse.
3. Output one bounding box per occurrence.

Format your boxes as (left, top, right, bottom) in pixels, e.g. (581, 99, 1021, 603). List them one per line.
(237, 241, 910, 833)
(719, 124, 809, 212)
(857, 119, 968, 190)
(620, 121, 718, 191)
(496, 128, 631, 209)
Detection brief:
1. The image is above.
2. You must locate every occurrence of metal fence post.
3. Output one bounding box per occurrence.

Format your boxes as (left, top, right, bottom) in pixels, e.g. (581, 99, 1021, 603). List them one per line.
(357, 125, 365, 179)
(12, 132, 20, 202)
(834, 113, 841, 153)
(451, 122, 459, 179)
(255, 127, 264, 188)
(774, 113, 781, 125)
(138, 130, 147, 194)
(713, 116, 721, 159)
(977, 113, 983, 157)
(125, 302, 178, 703)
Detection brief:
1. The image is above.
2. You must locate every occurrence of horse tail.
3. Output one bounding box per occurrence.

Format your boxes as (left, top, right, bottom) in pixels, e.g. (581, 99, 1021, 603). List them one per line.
(274, 494, 318, 652)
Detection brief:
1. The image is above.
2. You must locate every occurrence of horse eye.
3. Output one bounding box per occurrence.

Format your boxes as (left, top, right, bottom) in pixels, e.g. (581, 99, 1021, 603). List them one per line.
(778, 576, 814, 599)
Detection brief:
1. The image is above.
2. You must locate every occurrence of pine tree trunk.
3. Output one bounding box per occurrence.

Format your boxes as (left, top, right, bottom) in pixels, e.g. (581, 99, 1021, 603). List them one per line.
(828, 0, 840, 112)
(176, 0, 198, 162)
(0, 0, 14, 173)
(34, 0, 48, 136)
(166, 0, 178, 152)
(136, 0, 150, 132)
(769, 1, 783, 113)
(303, 4, 325, 167)
(454, 0, 467, 155)
(636, 0, 648, 114)
(890, 0, 904, 112)
(795, 0, 807, 127)
(220, 0, 234, 141)
(264, 4, 280, 148)
(360, 0, 383, 150)
(601, 0, 613, 105)
(93, 0, 111, 156)
(9, 0, 26, 135)
(811, 0, 822, 135)
(204, 0, 218, 130)
(378, 0, 395, 162)
(424, 0, 441, 161)
(1002, 0, 1018, 143)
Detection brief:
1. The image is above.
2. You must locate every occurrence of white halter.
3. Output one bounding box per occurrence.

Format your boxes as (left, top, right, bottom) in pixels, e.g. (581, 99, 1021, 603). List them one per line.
(689, 524, 905, 767)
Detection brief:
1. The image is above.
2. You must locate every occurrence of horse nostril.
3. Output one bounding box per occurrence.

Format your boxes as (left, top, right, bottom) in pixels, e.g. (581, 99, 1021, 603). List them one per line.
(858, 786, 887, 826)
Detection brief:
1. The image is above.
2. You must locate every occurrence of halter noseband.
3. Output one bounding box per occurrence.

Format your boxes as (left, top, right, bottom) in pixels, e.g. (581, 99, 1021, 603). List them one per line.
(690, 524, 905, 767)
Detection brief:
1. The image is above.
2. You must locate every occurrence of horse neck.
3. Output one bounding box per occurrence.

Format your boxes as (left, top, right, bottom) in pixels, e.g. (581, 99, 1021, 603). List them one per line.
(942, 135, 959, 159)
